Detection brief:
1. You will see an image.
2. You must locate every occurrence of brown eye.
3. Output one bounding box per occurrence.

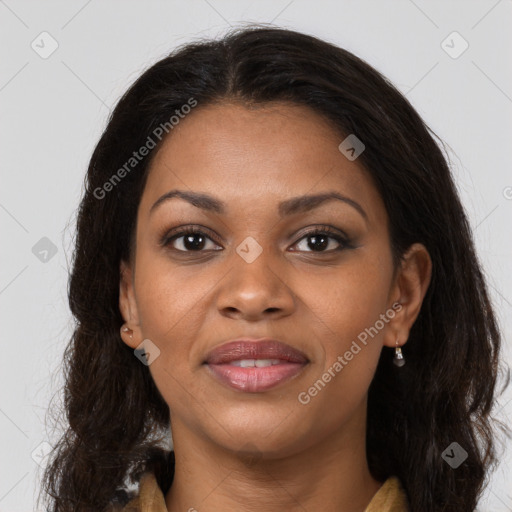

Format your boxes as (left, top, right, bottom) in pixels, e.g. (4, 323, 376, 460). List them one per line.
(163, 228, 222, 252)
(291, 226, 350, 253)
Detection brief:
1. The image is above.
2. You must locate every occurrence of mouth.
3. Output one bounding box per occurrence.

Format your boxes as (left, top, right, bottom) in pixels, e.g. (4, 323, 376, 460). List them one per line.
(203, 338, 309, 392)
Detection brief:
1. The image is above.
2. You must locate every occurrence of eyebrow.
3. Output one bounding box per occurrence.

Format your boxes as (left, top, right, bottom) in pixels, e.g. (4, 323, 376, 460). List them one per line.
(149, 189, 368, 221)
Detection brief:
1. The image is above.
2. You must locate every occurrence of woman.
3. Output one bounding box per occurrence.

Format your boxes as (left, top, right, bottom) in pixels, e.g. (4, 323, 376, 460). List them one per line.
(41, 26, 506, 511)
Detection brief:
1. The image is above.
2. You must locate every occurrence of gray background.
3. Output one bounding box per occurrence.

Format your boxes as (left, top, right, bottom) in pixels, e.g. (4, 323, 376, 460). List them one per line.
(1, 1, 511, 510)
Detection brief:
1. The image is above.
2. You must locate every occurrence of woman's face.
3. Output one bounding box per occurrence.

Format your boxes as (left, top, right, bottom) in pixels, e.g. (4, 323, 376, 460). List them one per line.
(120, 101, 425, 458)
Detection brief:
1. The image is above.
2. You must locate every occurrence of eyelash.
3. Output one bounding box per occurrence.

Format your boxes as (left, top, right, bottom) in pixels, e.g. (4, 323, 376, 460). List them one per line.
(160, 224, 352, 254)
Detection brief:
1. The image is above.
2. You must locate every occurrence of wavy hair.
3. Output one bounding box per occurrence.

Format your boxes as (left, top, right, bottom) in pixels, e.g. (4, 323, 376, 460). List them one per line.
(40, 26, 508, 511)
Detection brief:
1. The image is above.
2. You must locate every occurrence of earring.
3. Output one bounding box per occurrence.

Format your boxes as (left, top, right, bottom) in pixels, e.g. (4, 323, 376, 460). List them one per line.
(121, 325, 133, 339)
(393, 338, 405, 367)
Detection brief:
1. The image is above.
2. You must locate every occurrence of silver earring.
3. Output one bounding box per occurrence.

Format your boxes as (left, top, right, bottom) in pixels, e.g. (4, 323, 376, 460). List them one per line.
(393, 338, 405, 367)
(121, 325, 133, 339)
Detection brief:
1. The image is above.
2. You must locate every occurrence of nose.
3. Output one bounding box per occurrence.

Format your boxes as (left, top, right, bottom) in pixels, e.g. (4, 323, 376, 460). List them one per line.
(215, 242, 296, 322)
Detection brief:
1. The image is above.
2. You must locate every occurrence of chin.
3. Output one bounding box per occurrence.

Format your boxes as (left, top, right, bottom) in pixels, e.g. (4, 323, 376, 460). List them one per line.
(201, 406, 313, 457)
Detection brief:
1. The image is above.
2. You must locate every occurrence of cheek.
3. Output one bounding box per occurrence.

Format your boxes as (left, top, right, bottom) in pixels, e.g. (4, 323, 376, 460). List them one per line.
(132, 250, 229, 378)
(295, 286, 386, 438)
(133, 263, 208, 412)
(301, 255, 391, 396)
(306, 253, 391, 341)
(134, 252, 208, 338)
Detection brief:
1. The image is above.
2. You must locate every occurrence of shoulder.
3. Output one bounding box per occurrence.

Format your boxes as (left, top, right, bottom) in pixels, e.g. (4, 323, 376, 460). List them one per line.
(364, 476, 410, 512)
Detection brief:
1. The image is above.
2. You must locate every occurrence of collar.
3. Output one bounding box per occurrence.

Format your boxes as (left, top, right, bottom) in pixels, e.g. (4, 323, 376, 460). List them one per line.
(123, 472, 409, 511)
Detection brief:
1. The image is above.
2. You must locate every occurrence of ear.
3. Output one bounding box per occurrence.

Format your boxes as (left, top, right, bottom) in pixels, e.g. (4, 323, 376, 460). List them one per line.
(383, 243, 432, 348)
(119, 259, 142, 349)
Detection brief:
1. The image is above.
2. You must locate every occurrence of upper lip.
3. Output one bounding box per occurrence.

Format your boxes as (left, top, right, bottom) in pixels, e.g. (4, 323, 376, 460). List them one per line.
(204, 338, 309, 365)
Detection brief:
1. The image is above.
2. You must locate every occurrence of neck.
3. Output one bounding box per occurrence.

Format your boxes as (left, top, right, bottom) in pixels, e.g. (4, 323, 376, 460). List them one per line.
(165, 405, 383, 512)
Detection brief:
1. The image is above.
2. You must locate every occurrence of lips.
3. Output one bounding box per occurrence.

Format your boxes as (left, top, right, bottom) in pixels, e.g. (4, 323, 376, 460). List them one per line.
(204, 339, 309, 392)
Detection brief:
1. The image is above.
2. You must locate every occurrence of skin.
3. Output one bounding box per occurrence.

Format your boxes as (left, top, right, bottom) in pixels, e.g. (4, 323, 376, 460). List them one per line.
(119, 101, 432, 512)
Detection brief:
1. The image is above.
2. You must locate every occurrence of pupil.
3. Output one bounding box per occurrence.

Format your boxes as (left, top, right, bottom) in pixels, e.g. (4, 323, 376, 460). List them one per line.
(308, 234, 328, 251)
(184, 234, 205, 250)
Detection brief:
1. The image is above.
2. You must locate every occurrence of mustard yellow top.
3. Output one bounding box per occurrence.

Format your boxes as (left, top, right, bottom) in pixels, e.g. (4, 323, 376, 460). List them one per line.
(121, 472, 409, 511)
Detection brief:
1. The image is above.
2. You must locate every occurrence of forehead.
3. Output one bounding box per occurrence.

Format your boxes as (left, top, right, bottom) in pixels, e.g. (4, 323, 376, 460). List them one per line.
(140, 101, 385, 222)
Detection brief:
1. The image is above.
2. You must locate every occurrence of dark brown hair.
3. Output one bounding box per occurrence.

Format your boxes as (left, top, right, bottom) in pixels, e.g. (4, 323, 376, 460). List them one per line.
(40, 26, 508, 511)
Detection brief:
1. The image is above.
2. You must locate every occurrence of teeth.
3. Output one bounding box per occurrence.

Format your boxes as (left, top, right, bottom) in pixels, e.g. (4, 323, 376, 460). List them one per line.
(230, 359, 282, 367)
(255, 359, 281, 367)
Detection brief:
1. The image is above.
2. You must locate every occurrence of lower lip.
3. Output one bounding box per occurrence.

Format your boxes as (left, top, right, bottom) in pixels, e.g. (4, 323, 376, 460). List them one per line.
(205, 362, 307, 392)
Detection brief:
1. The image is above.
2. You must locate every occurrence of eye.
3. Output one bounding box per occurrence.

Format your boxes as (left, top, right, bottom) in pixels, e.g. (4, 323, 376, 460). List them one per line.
(291, 226, 350, 253)
(160, 224, 352, 254)
(162, 227, 222, 252)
